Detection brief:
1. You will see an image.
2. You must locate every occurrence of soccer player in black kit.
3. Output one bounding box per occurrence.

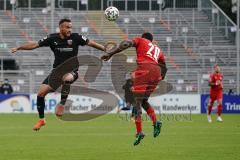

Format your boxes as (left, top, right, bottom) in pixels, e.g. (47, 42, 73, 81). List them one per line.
(11, 18, 106, 131)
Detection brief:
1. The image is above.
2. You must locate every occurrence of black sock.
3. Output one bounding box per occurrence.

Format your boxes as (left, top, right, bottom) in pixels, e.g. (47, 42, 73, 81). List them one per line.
(37, 96, 45, 119)
(60, 81, 71, 105)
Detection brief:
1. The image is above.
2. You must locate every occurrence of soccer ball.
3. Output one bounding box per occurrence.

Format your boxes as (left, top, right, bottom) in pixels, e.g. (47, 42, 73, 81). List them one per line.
(104, 6, 119, 21)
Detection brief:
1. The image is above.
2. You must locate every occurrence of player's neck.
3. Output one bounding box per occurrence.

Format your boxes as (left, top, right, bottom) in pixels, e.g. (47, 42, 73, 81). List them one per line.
(59, 33, 67, 39)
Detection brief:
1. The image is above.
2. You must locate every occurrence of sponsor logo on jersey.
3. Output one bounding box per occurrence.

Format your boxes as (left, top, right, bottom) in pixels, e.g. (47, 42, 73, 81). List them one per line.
(39, 36, 48, 43)
(81, 36, 87, 41)
(67, 39, 73, 45)
(56, 48, 73, 52)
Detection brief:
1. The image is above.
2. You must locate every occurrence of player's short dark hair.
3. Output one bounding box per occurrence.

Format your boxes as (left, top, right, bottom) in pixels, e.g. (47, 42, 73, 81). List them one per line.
(141, 32, 153, 42)
(59, 18, 71, 26)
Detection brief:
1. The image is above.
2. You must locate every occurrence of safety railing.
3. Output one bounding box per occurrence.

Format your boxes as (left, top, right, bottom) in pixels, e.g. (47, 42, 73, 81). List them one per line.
(201, 0, 237, 44)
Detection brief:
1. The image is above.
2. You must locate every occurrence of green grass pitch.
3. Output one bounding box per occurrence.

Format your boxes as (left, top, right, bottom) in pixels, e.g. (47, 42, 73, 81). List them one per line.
(0, 114, 239, 160)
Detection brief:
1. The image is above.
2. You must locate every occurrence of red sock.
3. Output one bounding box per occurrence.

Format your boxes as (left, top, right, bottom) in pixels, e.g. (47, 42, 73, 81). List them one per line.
(146, 107, 157, 125)
(217, 104, 222, 116)
(208, 104, 213, 115)
(135, 116, 142, 134)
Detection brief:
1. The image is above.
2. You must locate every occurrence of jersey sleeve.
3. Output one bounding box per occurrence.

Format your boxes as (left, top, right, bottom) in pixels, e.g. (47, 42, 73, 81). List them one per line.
(209, 74, 214, 83)
(76, 34, 89, 46)
(158, 50, 165, 63)
(38, 35, 52, 47)
(132, 37, 141, 47)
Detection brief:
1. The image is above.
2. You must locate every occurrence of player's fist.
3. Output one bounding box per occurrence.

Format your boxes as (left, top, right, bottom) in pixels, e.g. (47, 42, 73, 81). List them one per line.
(215, 80, 221, 85)
(104, 41, 117, 52)
(11, 48, 18, 54)
(101, 54, 112, 61)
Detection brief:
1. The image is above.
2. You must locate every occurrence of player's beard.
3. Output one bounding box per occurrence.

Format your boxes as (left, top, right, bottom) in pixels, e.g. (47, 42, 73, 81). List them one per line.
(65, 31, 71, 37)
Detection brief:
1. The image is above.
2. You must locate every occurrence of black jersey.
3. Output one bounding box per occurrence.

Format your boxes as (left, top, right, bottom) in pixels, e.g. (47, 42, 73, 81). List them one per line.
(0, 83, 13, 94)
(38, 33, 89, 68)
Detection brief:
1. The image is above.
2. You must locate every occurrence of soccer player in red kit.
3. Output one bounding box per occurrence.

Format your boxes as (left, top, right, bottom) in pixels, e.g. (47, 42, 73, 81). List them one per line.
(207, 64, 223, 123)
(101, 32, 167, 145)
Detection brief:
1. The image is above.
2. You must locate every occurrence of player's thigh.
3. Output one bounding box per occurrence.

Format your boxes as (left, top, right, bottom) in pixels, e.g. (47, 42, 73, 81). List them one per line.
(131, 70, 148, 94)
(216, 91, 223, 105)
(146, 64, 161, 94)
(216, 92, 223, 105)
(216, 99, 222, 105)
(216, 91, 223, 99)
(146, 76, 160, 94)
(43, 71, 62, 90)
(210, 90, 218, 99)
(131, 64, 158, 94)
(208, 95, 216, 105)
(37, 84, 54, 97)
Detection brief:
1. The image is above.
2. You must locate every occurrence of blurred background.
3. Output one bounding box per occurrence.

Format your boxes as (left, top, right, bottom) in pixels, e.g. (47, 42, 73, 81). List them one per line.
(0, 2, 239, 159)
(0, 0, 239, 95)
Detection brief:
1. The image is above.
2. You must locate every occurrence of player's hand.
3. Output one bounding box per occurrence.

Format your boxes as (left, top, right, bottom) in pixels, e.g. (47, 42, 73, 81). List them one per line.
(11, 47, 18, 54)
(216, 80, 221, 85)
(101, 54, 112, 61)
(104, 41, 117, 53)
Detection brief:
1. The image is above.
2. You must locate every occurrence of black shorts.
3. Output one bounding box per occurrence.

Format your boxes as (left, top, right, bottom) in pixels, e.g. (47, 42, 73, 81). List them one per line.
(124, 93, 135, 104)
(42, 69, 79, 90)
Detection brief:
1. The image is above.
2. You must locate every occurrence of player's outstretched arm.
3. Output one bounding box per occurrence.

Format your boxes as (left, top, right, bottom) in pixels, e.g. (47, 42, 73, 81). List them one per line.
(101, 40, 134, 61)
(11, 41, 39, 54)
(87, 40, 106, 52)
(208, 79, 216, 86)
(159, 61, 167, 80)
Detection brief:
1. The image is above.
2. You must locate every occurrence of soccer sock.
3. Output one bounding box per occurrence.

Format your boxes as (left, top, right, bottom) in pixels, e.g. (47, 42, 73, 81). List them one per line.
(146, 106, 157, 125)
(141, 98, 157, 125)
(135, 116, 142, 134)
(217, 104, 223, 116)
(37, 96, 45, 119)
(208, 102, 213, 115)
(133, 98, 142, 134)
(60, 94, 68, 105)
(60, 81, 71, 105)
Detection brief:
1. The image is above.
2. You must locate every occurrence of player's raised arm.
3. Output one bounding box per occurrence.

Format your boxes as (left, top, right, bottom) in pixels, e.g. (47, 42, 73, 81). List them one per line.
(208, 75, 216, 86)
(101, 40, 134, 61)
(87, 40, 106, 52)
(11, 41, 39, 54)
(159, 61, 167, 80)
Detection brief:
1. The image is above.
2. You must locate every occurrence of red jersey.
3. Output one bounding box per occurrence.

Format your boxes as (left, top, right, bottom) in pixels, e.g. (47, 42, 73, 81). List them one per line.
(132, 37, 165, 65)
(209, 72, 223, 91)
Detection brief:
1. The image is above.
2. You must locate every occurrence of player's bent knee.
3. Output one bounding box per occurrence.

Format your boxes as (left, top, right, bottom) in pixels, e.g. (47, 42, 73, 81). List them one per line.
(62, 73, 74, 82)
(208, 99, 214, 106)
(218, 101, 222, 106)
(132, 106, 142, 118)
(37, 92, 46, 97)
(37, 89, 47, 97)
(142, 99, 150, 111)
(37, 86, 53, 97)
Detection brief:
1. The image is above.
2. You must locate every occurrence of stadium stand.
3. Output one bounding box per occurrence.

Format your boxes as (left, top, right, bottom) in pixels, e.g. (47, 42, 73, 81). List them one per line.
(0, 5, 238, 94)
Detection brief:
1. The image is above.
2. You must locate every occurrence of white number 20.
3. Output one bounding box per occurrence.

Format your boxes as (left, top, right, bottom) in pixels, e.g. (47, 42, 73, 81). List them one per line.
(146, 43, 160, 62)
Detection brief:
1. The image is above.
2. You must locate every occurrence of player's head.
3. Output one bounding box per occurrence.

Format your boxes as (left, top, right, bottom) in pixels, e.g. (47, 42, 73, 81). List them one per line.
(214, 64, 220, 73)
(59, 18, 72, 37)
(4, 78, 9, 84)
(141, 32, 153, 42)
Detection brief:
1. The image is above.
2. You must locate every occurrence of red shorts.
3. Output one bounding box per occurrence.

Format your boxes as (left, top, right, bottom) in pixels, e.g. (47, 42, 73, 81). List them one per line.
(131, 63, 161, 94)
(210, 90, 223, 101)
